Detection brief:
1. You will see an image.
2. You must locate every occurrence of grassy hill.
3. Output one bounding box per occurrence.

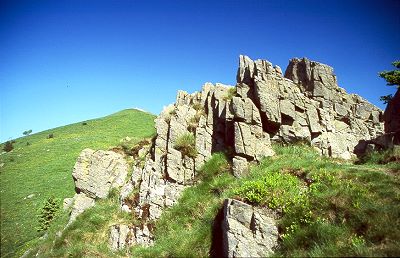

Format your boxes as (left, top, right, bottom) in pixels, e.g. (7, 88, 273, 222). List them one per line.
(0, 109, 156, 257)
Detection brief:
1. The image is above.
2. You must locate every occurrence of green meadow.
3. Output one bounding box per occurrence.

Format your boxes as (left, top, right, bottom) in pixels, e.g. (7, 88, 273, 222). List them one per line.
(0, 109, 156, 257)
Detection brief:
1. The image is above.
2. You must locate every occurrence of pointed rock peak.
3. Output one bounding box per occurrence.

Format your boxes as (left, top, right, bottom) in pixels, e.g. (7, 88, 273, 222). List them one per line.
(237, 55, 255, 85)
(284, 57, 338, 95)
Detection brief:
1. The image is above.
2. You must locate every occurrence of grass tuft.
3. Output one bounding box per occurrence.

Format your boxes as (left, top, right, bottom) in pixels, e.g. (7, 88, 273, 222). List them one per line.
(174, 133, 198, 158)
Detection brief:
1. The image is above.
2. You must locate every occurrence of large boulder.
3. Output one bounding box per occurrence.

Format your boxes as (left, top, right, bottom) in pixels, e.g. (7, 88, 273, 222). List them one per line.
(64, 149, 128, 225)
(72, 148, 128, 199)
(222, 199, 279, 257)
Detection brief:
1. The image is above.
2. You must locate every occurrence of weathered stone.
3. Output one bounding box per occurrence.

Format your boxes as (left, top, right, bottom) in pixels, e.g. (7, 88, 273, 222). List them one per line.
(334, 103, 348, 117)
(109, 224, 134, 251)
(238, 55, 383, 159)
(232, 156, 249, 178)
(222, 199, 279, 257)
(134, 224, 154, 247)
(67, 193, 95, 224)
(280, 99, 295, 120)
(102, 54, 386, 252)
(63, 198, 74, 210)
(72, 149, 128, 199)
(231, 97, 262, 126)
(234, 122, 274, 160)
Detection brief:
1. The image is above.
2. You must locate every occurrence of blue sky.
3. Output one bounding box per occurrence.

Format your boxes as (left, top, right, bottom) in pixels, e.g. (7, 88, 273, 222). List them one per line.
(0, 0, 399, 142)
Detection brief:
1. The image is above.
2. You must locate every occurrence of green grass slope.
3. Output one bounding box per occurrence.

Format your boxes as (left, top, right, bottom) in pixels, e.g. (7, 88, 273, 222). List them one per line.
(30, 144, 400, 257)
(0, 109, 156, 257)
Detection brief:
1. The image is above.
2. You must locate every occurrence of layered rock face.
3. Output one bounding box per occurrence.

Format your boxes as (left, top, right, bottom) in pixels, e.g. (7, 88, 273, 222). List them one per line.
(116, 81, 276, 246)
(64, 149, 128, 224)
(237, 55, 383, 159)
(222, 199, 279, 257)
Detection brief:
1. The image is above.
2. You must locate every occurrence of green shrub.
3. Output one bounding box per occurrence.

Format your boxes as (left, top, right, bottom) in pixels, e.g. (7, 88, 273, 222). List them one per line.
(3, 141, 14, 152)
(37, 197, 60, 232)
(235, 170, 309, 213)
(47, 133, 54, 139)
(174, 133, 197, 158)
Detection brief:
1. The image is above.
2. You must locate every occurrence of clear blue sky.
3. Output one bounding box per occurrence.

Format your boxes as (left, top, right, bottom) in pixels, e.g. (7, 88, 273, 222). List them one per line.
(1, 0, 399, 142)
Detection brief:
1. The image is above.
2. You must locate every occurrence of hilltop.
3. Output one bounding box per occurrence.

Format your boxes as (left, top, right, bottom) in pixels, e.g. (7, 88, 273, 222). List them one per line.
(0, 109, 156, 257)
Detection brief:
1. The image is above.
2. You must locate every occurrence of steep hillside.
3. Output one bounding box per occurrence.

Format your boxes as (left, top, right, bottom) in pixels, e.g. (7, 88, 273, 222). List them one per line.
(0, 109, 156, 257)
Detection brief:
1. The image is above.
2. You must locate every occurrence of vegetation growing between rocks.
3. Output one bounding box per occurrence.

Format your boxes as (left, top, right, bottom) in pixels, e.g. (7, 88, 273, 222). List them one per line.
(356, 146, 400, 166)
(25, 144, 399, 257)
(27, 189, 132, 257)
(174, 133, 198, 158)
(223, 87, 237, 101)
(130, 144, 399, 257)
(131, 153, 235, 257)
(239, 144, 400, 257)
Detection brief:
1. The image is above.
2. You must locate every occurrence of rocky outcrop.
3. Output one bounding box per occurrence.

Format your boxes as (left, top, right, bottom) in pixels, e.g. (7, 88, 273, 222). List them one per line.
(115, 81, 276, 247)
(64, 149, 128, 224)
(384, 89, 400, 143)
(237, 55, 383, 159)
(62, 55, 385, 252)
(222, 199, 279, 257)
(111, 55, 384, 250)
(72, 149, 128, 199)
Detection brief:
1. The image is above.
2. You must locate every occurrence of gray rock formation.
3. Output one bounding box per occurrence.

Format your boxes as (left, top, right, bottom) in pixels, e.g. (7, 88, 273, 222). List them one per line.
(112, 55, 384, 250)
(237, 55, 383, 159)
(67, 193, 95, 225)
(60, 55, 384, 252)
(356, 88, 400, 153)
(72, 148, 128, 199)
(222, 199, 279, 257)
(117, 82, 273, 246)
(65, 149, 128, 225)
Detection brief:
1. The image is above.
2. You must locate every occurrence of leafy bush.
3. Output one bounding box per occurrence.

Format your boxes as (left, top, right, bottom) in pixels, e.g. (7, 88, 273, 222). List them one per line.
(37, 197, 60, 232)
(3, 141, 14, 152)
(174, 133, 197, 158)
(47, 133, 54, 139)
(235, 170, 310, 214)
